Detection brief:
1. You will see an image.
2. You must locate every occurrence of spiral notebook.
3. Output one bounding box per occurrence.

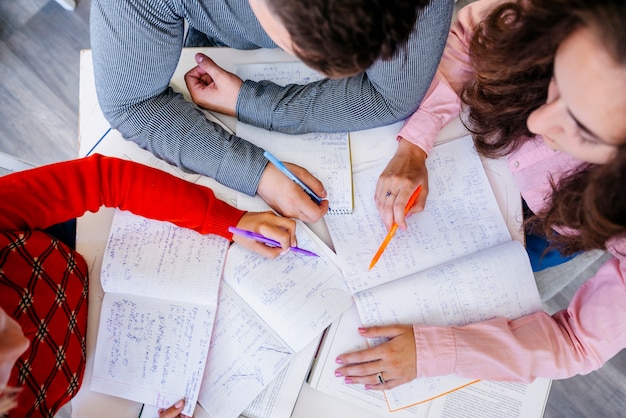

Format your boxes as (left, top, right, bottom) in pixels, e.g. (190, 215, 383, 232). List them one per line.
(235, 62, 353, 215)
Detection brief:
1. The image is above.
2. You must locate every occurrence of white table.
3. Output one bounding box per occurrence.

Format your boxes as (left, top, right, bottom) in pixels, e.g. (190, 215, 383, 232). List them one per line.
(72, 47, 524, 418)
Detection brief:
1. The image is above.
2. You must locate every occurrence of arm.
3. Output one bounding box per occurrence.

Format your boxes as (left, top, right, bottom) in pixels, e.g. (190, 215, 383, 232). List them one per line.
(90, 0, 266, 197)
(376, 0, 498, 229)
(0, 155, 245, 238)
(336, 249, 626, 385)
(414, 251, 626, 382)
(236, 0, 455, 134)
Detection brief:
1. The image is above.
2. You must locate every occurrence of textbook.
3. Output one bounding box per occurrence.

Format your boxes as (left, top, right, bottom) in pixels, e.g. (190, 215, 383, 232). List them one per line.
(90, 210, 230, 416)
(196, 221, 353, 418)
(314, 135, 547, 412)
(235, 61, 354, 215)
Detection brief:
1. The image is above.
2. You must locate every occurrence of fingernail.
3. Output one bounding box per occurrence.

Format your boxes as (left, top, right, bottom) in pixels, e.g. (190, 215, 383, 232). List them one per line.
(335, 356, 343, 364)
(364, 384, 372, 390)
(280, 248, 290, 256)
(158, 409, 165, 415)
(358, 327, 368, 333)
(344, 377, 353, 384)
(335, 370, 343, 377)
(195, 53, 204, 63)
(175, 399, 184, 408)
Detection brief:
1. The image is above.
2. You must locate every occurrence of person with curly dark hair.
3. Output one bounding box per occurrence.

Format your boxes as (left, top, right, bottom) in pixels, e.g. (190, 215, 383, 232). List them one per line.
(335, 0, 626, 389)
(91, 0, 454, 227)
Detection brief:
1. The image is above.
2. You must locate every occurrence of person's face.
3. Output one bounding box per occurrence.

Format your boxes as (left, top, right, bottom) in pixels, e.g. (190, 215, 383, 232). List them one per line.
(0, 308, 29, 390)
(527, 26, 626, 164)
(248, 0, 296, 55)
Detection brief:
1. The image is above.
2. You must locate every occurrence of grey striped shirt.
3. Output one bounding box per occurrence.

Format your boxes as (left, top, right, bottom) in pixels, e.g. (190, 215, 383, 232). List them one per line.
(91, 0, 454, 195)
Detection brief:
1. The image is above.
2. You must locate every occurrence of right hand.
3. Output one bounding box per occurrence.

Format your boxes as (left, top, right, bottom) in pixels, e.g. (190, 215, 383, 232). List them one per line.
(158, 399, 191, 418)
(375, 138, 429, 231)
(257, 162, 329, 223)
(234, 211, 297, 258)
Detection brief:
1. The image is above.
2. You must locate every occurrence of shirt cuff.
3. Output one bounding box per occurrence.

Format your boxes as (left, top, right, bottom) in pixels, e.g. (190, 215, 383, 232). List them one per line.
(414, 324, 457, 378)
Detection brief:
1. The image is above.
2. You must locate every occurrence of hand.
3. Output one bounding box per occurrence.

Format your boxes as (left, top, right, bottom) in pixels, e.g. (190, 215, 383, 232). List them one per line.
(184, 53, 243, 116)
(257, 162, 329, 223)
(334, 324, 416, 390)
(375, 138, 429, 231)
(158, 399, 192, 418)
(234, 211, 297, 258)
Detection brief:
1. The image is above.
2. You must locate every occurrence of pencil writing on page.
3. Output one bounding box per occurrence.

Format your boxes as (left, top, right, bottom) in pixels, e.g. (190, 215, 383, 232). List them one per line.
(228, 226, 319, 257)
(368, 185, 423, 270)
(263, 150, 323, 205)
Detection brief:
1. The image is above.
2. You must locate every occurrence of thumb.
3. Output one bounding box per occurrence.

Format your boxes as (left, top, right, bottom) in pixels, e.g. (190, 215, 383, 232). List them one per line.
(195, 53, 222, 76)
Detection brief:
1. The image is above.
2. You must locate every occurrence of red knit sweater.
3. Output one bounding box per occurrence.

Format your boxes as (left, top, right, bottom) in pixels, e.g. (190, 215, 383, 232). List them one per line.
(0, 155, 245, 417)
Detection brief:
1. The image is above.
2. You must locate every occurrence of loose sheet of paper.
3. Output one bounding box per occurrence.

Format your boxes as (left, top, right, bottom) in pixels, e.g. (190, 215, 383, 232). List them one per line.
(325, 136, 511, 294)
(198, 223, 352, 418)
(235, 62, 353, 214)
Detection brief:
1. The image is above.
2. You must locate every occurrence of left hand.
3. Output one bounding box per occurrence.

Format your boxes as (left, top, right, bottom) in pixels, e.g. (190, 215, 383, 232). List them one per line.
(334, 324, 417, 390)
(375, 138, 429, 231)
(158, 399, 192, 418)
(184, 53, 243, 116)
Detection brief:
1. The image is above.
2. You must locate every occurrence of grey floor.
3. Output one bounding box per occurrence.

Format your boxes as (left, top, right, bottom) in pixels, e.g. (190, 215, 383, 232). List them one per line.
(2, 1, 625, 417)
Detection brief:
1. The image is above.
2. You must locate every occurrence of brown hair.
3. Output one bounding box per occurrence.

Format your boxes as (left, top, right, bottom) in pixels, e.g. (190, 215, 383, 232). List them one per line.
(265, 0, 429, 77)
(462, 0, 626, 253)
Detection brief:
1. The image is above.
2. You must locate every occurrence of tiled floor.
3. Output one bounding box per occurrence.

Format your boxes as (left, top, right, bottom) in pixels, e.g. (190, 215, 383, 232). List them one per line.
(1, 1, 625, 417)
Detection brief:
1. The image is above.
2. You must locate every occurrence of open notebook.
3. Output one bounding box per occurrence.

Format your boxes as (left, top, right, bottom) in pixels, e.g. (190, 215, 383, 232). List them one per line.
(315, 135, 546, 412)
(235, 61, 353, 215)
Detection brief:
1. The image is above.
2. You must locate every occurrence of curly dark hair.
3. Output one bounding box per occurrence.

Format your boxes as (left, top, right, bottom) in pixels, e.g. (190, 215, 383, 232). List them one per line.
(462, 0, 626, 254)
(265, 0, 430, 77)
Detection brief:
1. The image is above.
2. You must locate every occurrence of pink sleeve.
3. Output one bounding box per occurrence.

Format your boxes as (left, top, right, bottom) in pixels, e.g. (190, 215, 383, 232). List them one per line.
(398, 0, 504, 155)
(413, 247, 626, 382)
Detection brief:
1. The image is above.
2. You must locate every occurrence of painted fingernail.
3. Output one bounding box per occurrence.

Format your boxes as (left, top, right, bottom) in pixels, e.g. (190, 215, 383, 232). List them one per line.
(335, 370, 343, 377)
(335, 357, 343, 364)
(344, 377, 353, 384)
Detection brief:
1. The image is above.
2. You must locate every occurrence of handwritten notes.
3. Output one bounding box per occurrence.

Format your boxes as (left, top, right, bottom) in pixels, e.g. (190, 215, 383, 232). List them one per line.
(319, 136, 540, 411)
(197, 222, 352, 418)
(91, 210, 229, 416)
(235, 62, 353, 214)
(325, 136, 511, 294)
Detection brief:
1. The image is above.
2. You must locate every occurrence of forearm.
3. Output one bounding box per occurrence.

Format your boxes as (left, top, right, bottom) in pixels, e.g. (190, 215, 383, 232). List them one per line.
(91, 0, 267, 195)
(237, 0, 455, 134)
(0, 155, 246, 239)
(415, 257, 626, 382)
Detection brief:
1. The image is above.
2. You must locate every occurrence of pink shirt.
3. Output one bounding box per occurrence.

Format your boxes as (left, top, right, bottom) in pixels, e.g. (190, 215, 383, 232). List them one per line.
(400, 0, 626, 382)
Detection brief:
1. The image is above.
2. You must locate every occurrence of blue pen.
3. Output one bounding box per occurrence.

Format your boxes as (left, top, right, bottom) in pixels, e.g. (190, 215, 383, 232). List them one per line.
(228, 227, 319, 257)
(263, 151, 323, 205)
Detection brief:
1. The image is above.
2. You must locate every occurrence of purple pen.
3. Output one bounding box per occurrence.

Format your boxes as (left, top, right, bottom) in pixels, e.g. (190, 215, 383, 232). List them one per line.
(228, 227, 318, 257)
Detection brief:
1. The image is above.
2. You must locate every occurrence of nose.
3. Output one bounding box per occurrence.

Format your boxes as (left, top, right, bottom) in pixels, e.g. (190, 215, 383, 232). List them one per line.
(526, 78, 565, 137)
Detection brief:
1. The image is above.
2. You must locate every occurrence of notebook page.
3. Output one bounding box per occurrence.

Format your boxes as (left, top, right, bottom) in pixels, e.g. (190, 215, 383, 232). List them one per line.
(355, 240, 541, 410)
(235, 62, 353, 214)
(92, 294, 214, 416)
(325, 136, 511, 295)
(222, 221, 352, 352)
(100, 210, 229, 305)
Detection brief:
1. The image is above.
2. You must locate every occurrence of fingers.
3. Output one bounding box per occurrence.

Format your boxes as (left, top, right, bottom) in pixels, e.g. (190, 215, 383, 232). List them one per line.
(334, 324, 417, 391)
(158, 399, 191, 418)
(234, 212, 297, 258)
(375, 140, 429, 230)
(257, 163, 329, 223)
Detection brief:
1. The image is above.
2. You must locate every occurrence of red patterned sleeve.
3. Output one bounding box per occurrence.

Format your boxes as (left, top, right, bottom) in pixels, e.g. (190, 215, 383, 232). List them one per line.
(0, 154, 245, 240)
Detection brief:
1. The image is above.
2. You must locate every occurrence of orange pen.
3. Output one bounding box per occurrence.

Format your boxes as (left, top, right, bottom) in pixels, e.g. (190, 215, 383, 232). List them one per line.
(368, 185, 423, 270)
